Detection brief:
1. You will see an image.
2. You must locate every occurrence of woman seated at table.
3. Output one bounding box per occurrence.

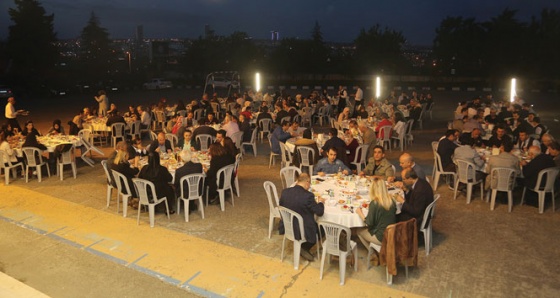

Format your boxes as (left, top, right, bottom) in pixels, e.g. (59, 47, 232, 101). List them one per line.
(138, 151, 176, 214)
(47, 119, 65, 136)
(0, 131, 24, 165)
(112, 149, 139, 197)
(22, 130, 48, 166)
(355, 178, 396, 248)
(205, 143, 235, 205)
(338, 107, 350, 123)
(170, 115, 184, 135)
(124, 105, 139, 119)
(21, 120, 40, 137)
(223, 137, 238, 159)
(355, 105, 369, 119)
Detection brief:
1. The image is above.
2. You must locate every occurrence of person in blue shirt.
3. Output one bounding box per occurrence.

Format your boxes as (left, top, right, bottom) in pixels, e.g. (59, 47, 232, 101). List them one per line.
(271, 120, 291, 154)
(314, 147, 351, 176)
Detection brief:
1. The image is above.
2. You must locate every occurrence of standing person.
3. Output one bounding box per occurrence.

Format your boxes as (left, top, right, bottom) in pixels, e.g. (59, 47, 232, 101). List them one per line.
(337, 85, 348, 114)
(279, 173, 325, 261)
(352, 86, 363, 118)
(356, 179, 396, 247)
(94, 90, 109, 116)
(138, 151, 176, 214)
(5, 97, 25, 132)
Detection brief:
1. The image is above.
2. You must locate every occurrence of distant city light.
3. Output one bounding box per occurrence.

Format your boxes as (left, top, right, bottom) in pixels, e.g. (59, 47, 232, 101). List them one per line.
(510, 78, 516, 103)
(375, 76, 381, 100)
(255, 72, 261, 92)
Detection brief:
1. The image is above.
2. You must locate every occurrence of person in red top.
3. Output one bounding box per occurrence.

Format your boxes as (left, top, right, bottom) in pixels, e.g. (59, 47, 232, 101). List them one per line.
(240, 106, 253, 120)
(375, 113, 393, 139)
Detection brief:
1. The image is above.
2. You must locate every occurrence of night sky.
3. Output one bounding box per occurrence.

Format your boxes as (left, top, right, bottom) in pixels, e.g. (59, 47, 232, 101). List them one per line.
(1, 0, 558, 45)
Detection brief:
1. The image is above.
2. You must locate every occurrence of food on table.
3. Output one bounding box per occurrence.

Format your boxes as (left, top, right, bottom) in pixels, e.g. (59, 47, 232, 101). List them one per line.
(338, 199, 346, 204)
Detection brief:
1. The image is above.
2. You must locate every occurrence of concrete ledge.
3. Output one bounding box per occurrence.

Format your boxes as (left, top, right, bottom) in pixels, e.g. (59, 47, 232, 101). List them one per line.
(0, 272, 50, 298)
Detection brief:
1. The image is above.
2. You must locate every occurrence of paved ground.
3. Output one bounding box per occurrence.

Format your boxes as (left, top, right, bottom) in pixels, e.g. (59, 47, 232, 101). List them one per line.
(1, 89, 560, 297)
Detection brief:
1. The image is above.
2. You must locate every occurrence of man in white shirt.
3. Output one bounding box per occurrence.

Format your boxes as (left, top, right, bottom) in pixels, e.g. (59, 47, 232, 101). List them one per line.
(5, 97, 23, 131)
(352, 86, 363, 118)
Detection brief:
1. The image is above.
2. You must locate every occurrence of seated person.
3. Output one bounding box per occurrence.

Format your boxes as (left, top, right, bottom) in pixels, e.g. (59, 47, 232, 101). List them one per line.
(21, 120, 40, 137)
(343, 128, 359, 166)
(486, 124, 512, 148)
(394, 168, 434, 230)
(204, 143, 235, 205)
(270, 120, 291, 154)
(138, 151, 176, 214)
(360, 145, 395, 180)
(485, 138, 520, 190)
(515, 130, 540, 152)
(437, 129, 459, 173)
(548, 141, 560, 167)
(238, 114, 252, 143)
(320, 128, 346, 156)
(191, 125, 217, 150)
(314, 147, 351, 176)
(287, 121, 302, 138)
(47, 119, 65, 135)
(459, 128, 485, 148)
(204, 112, 218, 125)
(111, 149, 139, 198)
(521, 146, 555, 191)
(148, 132, 172, 154)
(293, 128, 320, 167)
(356, 178, 396, 247)
(131, 136, 148, 157)
(454, 137, 486, 182)
(178, 129, 195, 151)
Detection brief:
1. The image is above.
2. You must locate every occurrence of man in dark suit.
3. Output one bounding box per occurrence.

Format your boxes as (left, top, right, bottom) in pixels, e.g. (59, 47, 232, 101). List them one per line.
(149, 132, 172, 154)
(191, 125, 217, 150)
(279, 173, 326, 261)
(320, 128, 346, 156)
(395, 168, 434, 231)
(521, 146, 556, 190)
(174, 150, 204, 213)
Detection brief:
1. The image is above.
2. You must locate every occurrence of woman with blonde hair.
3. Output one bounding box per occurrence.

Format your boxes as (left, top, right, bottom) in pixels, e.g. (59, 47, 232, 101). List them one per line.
(112, 149, 139, 197)
(355, 178, 396, 247)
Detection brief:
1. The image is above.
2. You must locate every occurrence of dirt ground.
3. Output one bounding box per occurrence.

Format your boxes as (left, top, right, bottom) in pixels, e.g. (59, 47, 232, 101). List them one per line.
(3, 89, 560, 297)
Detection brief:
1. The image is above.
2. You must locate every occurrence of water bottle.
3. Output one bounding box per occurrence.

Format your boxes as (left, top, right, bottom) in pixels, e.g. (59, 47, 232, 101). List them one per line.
(338, 166, 342, 176)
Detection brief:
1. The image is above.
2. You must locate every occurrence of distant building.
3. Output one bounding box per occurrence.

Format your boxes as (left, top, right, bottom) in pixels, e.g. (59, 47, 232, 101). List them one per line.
(136, 25, 144, 42)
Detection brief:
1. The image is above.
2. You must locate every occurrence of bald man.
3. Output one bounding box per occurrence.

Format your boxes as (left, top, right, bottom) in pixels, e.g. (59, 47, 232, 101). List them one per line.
(393, 153, 426, 181)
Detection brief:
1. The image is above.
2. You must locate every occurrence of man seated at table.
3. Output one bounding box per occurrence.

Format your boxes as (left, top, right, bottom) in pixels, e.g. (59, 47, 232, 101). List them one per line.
(459, 128, 485, 148)
(105, 110, 126, 127)
(320, 128, 346, 156)
(191, 125, 217, 150)
(358, 121, 376, 160)
(438, 129, 459, 173)
(454, 137, 486, 182)
(360, 145, 395, 180)
(215, 129, 226, 146)
(174, 150, 204, 213)
(314, 147, 351, 176)
(287, 121, 302, 137)
(204, 112, 218, 125)
(520, 146, 555, 205)
(485, 139, 520, 190)
(515, 130, 540, 152)
(271, 120, 291, 154)
(375, 113, 393, 138)
(391, 153, 427, 181)
(279, 173, 325, 261)
(222, 115, 240, 137)
(149, 132, 172, 154)
(486, 124, 512, 148)
(394, 168, 434, 231)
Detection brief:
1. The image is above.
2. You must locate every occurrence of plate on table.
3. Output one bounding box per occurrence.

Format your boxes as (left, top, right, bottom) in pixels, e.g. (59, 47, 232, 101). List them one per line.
(340, 204, 351, 211)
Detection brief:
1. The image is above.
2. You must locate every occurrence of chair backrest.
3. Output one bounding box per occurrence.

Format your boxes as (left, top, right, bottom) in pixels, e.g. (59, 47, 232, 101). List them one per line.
(165, 133, 178, 150)
(302, 107, 312, 115)
(155, 110, 166, 123)
(379, 126, 392, 140)
(132, 178, 159, 204)
(278, 206, 306, 242)
(210, 102, 219, 113)
(193, 109, 204, 121)
(434, 152, 445, 172)
(149, 130, 158, 141)
(233, 153, 242, 178)
(247, 128, 258, 143)
(281, 116, 291, 124)
(490, 167, 517, 191)
(130, 121, 141, 135)
(111, 123, 126, 138)
(431, 141, 439, 155)
(196, 134, 213, 151)
(353, 144, 369, 164)
(21, 147, 43, 166)
(231, 131, 244, 149)
(279, 142, 292, 165)
(318, 106, 326, 116)
(280, 166, 302, 189)
(176, 110, 187, 117)
(0, 149, 14, 168)
(55, 144, 74, 164)
(112, 169, 133, 196)
(456, 159, 476, 183)
(293, 114, 302, 125)
(330, 117, 336, 128)
(259, 118, 272, 132)
(297, 146, 315, 167)
(227, 102, 237, 113)
(100, 160, 112, 186)
(318, 221, 351, 253)
(421, 194, 439, 231)
(78, 129, 93, 143)
(405, 119, 414, 135)
(263, 181, 280, 216)
(534, 167, 560, 192)
(179, 173, 204, 199)
(217, 164, 235, 190)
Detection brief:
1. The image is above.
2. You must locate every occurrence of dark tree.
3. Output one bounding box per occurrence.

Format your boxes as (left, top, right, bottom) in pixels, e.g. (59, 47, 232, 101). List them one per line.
(79, 12, 113, 82)
(353, 24, 407, 74)
(6, 0, 58, 79)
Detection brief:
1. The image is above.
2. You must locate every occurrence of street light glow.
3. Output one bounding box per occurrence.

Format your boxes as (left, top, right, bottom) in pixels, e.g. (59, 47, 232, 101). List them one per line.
(255, 72, 261, 92)
(510, 78, 516, 102)
(375, 76, 381, 100)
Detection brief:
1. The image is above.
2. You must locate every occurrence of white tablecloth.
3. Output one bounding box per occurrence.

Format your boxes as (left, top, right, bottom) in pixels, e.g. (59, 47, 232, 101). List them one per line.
(310, 175, 403, 228)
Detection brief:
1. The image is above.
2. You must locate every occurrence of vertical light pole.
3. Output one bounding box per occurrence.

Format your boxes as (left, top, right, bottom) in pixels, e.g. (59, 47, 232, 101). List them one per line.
(255, 72, 261, 92)
(510, 78, 516, 103)
(375, 76, 381, 101)
(126, 51, 131, 73)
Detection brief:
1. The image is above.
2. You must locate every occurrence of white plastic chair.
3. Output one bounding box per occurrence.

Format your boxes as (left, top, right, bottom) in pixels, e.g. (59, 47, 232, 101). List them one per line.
(83, 122, 106, 147)
(391, 123, 406, 152)
(420, 194, 439, 256)
(165, 133, 178, 151)
(280, 166, 301, 189)
(101, 160, 116, 207)
(318, 221, 358, 285)
(0, 149, 23, 185)
(79, 135, 104, 167)
(351, 144, 369, 173)
(242, 129, 258, 157)
(193, 109, 204, 123)
(404, 119, 414, 145)
(263, 181, 281, 238)
(520, 167, 560, 214)
(313, 107, 327, 126)
(196, 134, 213, 151)
(154, 110, 167, 131)
(432, 152, 457, 191)
(377, 126, 392, 151)
(21, 147, 50, 183)
(489, 168, 517, 212)
(231, 131, 244, 150)
(417, 108, 424, 129)
(177, 174, 205, 222)
(297, 146, 315, 176)
(233, 153, 242, 197)
(279, 142, 293, 168)
(259, 118, 272, 143)
(454, 160, 484, 204)
(110, 123, 126, 148)
(278, 206, 307, 270)
(206, 164, 235, 211)
(268, 134, 280, 168)
(427, 103, 434, 120)
(149, 130, 158, 141)
(129, 121, 141, 140)
(56, 144, 76, 180)
(132, 178, 170, 227)
(430, 141, 439, 182)
(111, 169, 133, 217)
